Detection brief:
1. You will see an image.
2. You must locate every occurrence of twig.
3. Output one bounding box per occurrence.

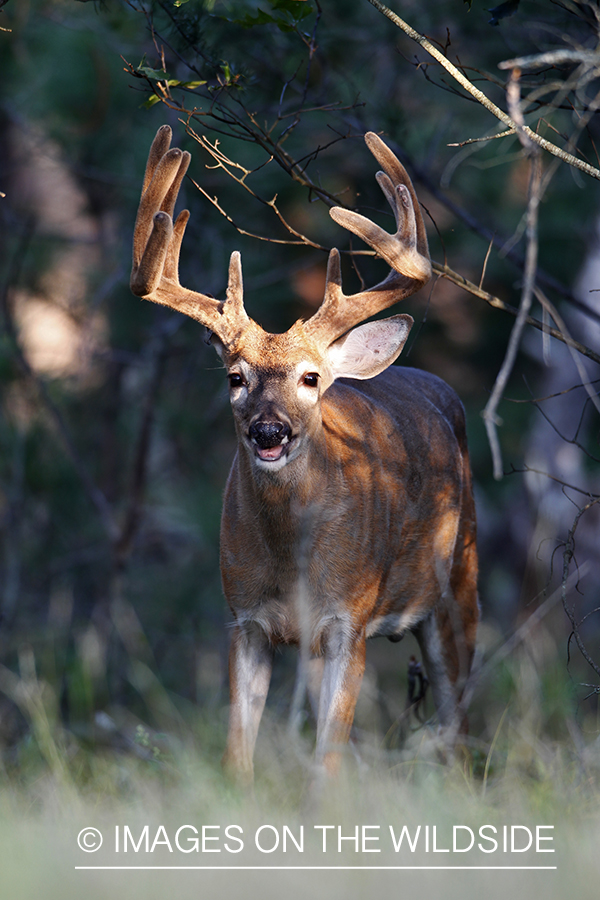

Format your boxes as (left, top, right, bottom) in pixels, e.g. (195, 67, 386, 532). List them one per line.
(563, 499, 600, 680)
(365, 0, 600, 180)
(387, 141, 600, 326)
(534, 286, 600, 416)
(114, 324, 171, 564)
(456, 566, 587, 725)
(525, 391, 600, 463)
(506, 463, 600, 499)
(432, 262, 600, 365)
(504, 377, 600, 404)
(0, 223, 118, 541)
(499, 50, 600, 71)
(448, 128, 515, 147)
(190, 176, 327, 249)
(482, 71, 543, 478)
(478, 237, 494, 291)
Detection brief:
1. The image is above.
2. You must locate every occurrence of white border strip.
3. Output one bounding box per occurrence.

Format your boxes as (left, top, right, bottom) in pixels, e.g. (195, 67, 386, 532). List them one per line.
(76, 865, 557, 871)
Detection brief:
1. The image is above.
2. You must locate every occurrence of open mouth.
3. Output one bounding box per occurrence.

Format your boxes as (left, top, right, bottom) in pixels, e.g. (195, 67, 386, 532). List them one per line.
(253, 434, 294, 462)
(248, 419, 295, 464)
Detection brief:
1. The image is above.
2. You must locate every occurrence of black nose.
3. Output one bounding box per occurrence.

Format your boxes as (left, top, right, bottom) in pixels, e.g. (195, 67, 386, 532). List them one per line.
(249, 421, 291, 449)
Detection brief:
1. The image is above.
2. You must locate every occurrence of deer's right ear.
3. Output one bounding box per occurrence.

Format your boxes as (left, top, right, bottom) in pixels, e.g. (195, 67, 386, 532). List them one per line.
(326, 314, 414, 382)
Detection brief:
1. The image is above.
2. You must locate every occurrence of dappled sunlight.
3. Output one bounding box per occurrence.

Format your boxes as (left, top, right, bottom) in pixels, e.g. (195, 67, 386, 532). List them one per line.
(14, 290, 107, 380)
(7, 118, 109, 383)
(11, 125, 97, 243)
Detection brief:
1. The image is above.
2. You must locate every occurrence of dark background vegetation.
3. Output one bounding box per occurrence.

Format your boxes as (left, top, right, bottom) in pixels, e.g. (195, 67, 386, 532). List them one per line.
(0, 0, 599, 774)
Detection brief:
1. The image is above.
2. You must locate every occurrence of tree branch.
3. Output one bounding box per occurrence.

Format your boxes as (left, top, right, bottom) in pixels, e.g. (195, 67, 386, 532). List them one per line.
(482, 72, 543, 479)
(366, 0, 600, 180)
(432, 262, 600, 365)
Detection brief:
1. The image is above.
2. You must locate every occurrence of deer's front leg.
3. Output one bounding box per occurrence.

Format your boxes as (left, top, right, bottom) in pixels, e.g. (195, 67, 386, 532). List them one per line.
(222, 622, 274, 783)
(315, 625, 366, 775)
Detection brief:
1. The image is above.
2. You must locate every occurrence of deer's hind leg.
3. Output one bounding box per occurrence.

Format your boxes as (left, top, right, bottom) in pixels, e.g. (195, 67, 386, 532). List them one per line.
(414, 492, 478, 732)
(446, 449, 479, 721)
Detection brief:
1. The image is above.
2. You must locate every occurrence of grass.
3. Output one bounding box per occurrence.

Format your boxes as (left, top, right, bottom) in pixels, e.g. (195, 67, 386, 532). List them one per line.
(0, 622, 599, 900)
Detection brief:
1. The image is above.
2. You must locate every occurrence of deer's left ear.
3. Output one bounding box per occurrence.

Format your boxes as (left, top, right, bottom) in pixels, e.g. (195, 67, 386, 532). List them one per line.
(208, 330, 226, 361)
(326, 314, 414, 381)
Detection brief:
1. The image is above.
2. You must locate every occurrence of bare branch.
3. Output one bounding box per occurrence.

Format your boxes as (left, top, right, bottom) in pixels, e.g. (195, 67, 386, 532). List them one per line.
(0, 225, 118, 542)
(482, 72, 543, 479)
(432, 262, 600, 365)
(562, 498, 600, 681)
(190, 177, 327, 249)
(534, 286, 600, 417)
(448, 128, 515, 148)
(499, 50, 600, 71)
(114, 325, 172, 565)
(504, 377, 600, 404)
(478, 237, 494, 291)
(366, 0, 600, 180)
(387, 141, 600, 326)
(506, 463, 600, 499)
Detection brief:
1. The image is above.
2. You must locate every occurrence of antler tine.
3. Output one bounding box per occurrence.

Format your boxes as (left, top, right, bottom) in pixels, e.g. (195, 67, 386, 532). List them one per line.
(365, 132, 429, 263)
(141, 123, 171, 194)
(132, 126, 185, 275)
(304, 132, 431, 347)
(131, 126, 249, 342)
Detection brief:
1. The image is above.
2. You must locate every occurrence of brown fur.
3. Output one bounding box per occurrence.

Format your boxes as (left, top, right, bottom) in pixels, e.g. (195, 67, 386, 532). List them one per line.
(220, 361, 478, 776)
(131, 125, 479, 780)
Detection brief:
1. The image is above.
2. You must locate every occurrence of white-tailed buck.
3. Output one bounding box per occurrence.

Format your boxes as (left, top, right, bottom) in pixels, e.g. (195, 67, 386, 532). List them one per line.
(131, 125, 478, 779)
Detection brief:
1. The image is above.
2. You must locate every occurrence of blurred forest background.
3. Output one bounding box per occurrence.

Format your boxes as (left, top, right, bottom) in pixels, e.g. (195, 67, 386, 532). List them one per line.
(0, 0, 599, 776)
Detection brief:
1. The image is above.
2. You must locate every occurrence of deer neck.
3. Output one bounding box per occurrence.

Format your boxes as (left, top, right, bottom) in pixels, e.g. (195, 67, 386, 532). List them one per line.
(234, 419, 333, 535)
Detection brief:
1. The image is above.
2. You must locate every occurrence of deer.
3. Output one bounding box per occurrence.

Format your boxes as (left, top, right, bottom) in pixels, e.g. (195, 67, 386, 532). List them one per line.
(130, 125, 479, 781)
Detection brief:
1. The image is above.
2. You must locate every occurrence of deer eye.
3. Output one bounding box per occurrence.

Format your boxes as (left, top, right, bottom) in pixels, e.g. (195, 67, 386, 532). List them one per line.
(228, 372, 245, 388)
(302, 373, 319, 388)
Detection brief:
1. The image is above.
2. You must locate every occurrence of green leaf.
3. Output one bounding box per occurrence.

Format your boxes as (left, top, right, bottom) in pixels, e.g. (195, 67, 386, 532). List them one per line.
(137, 65, 169, 81)
(164, 79, 207, 88)
(228, 10, 278, 28)
(223, 0, 314, 31)
(140, 78, 206, 108)
(135, 60, 207, 91)
(215, 61, 242, 87)
(270, 0, 313, 16)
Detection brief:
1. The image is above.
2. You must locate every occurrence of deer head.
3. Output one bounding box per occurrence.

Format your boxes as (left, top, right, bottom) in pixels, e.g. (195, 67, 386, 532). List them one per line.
(131, 127, 479, 782)
(130, 126, 431, 476)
